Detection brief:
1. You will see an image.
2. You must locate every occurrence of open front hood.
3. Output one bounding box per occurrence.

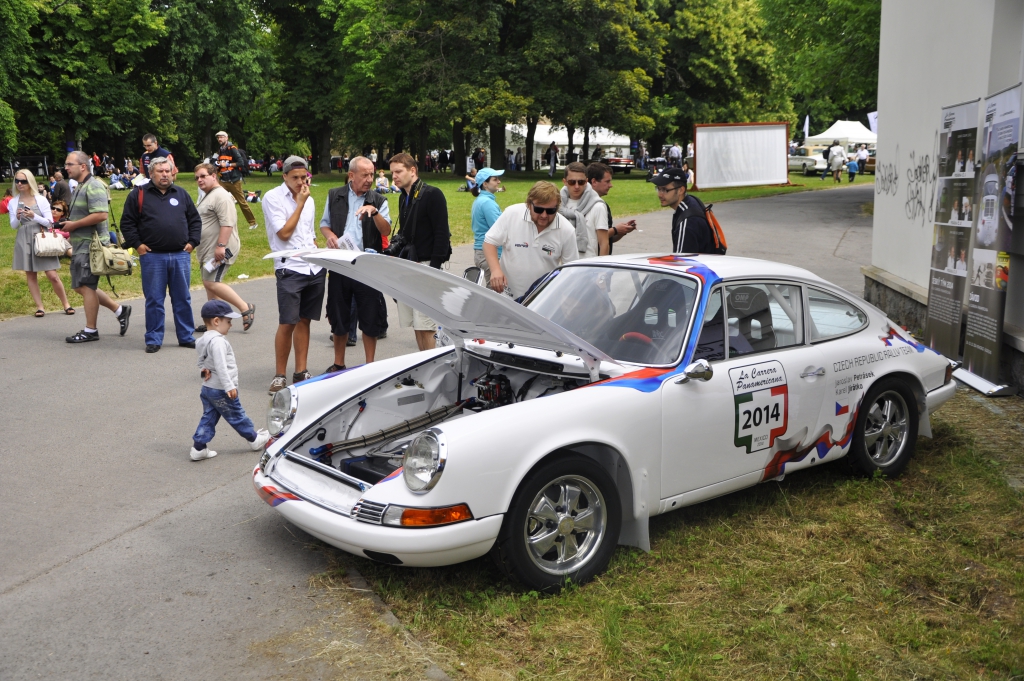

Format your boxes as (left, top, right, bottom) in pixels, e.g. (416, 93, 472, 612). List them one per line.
(267, 250, 615, 377)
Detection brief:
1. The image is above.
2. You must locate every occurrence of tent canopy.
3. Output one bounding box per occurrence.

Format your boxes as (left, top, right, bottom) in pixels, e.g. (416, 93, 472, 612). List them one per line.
(804, 120, 877, 145)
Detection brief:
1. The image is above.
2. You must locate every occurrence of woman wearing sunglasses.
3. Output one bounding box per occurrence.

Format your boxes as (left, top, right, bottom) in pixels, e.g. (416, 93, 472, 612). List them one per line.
(8, 170, 74, 316)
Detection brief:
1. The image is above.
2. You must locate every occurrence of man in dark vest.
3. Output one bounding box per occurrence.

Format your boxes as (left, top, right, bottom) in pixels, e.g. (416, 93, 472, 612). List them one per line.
(318, 155, 391, 372)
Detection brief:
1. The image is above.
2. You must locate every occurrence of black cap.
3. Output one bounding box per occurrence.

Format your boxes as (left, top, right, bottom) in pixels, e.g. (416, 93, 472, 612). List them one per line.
(651, 168, 688, 187)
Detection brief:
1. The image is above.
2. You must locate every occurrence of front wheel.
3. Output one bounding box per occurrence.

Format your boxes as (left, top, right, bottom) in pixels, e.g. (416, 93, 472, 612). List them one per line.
(846, 378, 919, 477)
(492, 455, 621, 592)
(802, 164, 810, 176)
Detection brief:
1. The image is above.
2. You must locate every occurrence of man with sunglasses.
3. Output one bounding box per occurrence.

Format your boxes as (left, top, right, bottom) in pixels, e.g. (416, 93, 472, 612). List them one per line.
(483, 181, 578, 299)
(652, 167, 715, 253)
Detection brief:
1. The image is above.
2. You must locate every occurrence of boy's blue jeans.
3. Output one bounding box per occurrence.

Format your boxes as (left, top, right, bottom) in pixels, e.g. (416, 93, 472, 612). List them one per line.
(193, 386, 257, 450)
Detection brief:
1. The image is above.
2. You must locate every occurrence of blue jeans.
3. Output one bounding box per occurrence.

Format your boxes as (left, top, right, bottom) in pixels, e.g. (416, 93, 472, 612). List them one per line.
(140, 250, 194, 346)
(193, 386, 257, 449)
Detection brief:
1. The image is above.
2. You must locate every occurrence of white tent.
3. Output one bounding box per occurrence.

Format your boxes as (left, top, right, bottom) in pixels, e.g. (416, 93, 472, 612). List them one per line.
(804, 120, 877, 146)
(505, 124, 631, 169)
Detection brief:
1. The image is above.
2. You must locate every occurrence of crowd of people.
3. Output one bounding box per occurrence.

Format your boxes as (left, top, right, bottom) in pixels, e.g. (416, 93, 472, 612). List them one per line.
(6, 136, 720, 459)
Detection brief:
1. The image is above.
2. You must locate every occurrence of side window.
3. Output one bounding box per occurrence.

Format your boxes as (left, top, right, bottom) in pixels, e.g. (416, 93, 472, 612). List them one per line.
(725, 283, 803, 357)
(807, 288, 868, 341)
(692, 288, 725, 362)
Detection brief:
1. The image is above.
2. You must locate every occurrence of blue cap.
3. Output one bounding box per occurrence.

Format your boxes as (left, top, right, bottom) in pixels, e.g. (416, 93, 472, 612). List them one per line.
(475, 167, 504, 187)
(200, 300, 241, 319)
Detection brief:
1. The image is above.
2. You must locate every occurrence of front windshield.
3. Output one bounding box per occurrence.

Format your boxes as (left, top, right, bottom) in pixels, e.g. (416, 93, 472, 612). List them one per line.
(526, 266, 699, 365)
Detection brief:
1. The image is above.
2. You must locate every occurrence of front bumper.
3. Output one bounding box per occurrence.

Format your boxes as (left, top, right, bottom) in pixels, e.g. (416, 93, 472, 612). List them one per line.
(253, 467, 502, 567)
(926, 380, 957, 414)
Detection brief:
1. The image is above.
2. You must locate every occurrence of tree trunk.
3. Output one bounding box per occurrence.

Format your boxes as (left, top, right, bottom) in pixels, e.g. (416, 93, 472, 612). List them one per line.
(463, 130, 472, 171)
(393, 132, 404, 158)
(319, 126, 332, 174)
(203, 126, 213, 160)
(452, 119, 467, 176)
(582, 125, 590, 163)
(417, 119, 428, 172)
(565, 122, 576, 164)
(489, 120, 506, 171)
(525, 116, 537, 171)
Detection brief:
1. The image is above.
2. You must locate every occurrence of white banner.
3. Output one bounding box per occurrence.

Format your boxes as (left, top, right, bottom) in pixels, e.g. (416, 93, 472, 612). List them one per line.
(694, 123, 789, 189)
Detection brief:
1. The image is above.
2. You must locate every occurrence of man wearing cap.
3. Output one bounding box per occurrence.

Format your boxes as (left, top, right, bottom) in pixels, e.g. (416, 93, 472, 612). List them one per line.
(653, 167, 716, 254)
(214, 131, 258, 230)
(263, 156, 325, 394)
(471, 167, 504, 285)
(319, 155, 391, 372)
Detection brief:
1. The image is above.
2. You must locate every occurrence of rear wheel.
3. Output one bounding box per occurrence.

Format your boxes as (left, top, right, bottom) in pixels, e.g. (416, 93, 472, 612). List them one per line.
(492, 455, 621, 593)
(847, 378, 919, 477)
(802, 163, 810, 176)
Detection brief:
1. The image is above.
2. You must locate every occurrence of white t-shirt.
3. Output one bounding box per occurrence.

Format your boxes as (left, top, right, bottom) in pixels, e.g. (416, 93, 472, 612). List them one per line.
(564, 196, 609, 258)
(262, 183, 321, 274)
(856, 148, 869, 161)
(484, 203, 578, 297)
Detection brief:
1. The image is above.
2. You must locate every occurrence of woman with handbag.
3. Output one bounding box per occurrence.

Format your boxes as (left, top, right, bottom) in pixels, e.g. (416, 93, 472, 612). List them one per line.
(8, 170, 73, 317)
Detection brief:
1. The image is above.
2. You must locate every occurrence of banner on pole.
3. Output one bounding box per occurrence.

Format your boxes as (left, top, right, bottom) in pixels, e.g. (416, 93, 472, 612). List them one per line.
(958, 84, 1020, 393)
(924, 100, 980, 357)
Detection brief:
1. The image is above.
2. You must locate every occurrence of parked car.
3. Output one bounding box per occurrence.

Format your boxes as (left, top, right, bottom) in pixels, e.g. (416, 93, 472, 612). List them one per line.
(789, 146, 828, 175)
(600, 156, 635, 174)
(253, 251, 957, 591)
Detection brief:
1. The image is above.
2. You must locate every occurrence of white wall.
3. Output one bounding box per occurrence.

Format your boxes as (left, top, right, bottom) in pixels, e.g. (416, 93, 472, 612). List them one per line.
(872, 0, 997, 289)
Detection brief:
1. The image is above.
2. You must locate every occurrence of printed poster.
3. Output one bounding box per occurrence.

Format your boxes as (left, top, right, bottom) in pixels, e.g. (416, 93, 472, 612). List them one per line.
(924, 100, 980, 357)
(961, 84, 1020, 384)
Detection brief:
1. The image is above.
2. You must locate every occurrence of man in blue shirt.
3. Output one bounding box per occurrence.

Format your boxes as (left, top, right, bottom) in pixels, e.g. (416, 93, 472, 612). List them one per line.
(140, 133, 174, 179)
(318, 156, 391, 372)
(471, 167, 503, 286)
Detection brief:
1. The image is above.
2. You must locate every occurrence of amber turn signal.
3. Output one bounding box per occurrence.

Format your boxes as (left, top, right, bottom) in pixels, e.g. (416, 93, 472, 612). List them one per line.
(400, 504, 473, 527)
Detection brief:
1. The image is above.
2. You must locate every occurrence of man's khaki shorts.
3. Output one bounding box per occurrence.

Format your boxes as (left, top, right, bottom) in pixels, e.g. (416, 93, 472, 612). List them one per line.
(397, 301, 437, 331)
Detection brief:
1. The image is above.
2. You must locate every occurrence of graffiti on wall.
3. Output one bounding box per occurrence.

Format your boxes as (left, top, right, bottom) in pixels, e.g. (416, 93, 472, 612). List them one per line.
(875, 131, 940, 227)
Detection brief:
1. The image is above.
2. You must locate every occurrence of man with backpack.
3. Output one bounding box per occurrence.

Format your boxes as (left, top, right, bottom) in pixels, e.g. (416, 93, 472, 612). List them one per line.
(653, 167, 725, 255)
(215, 131, 258, 230)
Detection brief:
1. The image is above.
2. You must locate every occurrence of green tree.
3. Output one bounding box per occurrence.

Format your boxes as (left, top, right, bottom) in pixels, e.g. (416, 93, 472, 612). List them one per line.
(759, 0, 881, 136)
(0, 0, 32, 157)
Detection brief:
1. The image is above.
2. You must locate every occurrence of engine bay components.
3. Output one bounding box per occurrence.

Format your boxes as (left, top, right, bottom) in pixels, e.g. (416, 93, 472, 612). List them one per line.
(473, 374, 514, 410)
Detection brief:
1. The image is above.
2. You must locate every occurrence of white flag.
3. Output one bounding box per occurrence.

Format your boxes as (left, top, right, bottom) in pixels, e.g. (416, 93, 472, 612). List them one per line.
(803, 115, 810, 139)
(867, 111, 878, 134)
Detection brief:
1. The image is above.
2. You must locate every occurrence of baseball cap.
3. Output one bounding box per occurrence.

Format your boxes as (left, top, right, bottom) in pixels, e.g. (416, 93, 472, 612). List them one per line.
(282, 155, 308, 172)
(650, 168, 689, 187)
(215, 130, 229, 137)
(200, 300, 241, 319)
(475, 168, 504, 186)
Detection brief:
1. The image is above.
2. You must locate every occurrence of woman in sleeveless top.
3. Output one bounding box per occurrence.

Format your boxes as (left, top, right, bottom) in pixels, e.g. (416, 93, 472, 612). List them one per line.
(9, 170, 73, 317)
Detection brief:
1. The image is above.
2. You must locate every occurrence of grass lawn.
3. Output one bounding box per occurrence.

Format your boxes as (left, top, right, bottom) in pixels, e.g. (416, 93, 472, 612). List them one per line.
(1, 169, 874, 319)
(307, 389, 1023, 680)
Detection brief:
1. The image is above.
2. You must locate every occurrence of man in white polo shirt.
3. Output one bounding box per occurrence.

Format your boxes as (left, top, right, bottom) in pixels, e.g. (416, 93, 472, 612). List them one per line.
(262, 156, 324, 395)
(483, 181, 578, 299)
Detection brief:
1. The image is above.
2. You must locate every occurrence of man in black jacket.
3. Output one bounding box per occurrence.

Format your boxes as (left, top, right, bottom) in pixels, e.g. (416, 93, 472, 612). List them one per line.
(318, 156, 391, 371)
(652, 167, 715, 254)
(120, 156, 202, 353)
(389, 152, 451, 351)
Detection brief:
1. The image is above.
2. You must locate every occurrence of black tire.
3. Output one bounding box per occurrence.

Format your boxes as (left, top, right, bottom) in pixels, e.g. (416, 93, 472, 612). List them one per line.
(624, 168, 631, 175)
(802, 164, 810, 176)
(846, 377, 919, 478)
(491, 455, 621, 593)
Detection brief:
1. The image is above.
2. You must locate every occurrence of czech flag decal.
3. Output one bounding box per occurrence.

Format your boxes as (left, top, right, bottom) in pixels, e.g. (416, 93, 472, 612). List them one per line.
(835, 401, 850, 416)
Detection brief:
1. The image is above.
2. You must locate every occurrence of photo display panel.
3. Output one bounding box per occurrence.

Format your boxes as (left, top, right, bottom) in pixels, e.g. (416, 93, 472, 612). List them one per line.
(924, 100, 980, 357)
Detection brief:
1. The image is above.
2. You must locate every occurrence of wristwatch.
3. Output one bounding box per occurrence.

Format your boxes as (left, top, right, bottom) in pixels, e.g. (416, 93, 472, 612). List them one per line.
(370, 210, 379, 217)
(216, 242, 228, 247)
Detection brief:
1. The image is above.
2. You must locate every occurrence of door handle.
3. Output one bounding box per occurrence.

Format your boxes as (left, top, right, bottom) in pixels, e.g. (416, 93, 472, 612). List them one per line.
(800, 367, 826, 378)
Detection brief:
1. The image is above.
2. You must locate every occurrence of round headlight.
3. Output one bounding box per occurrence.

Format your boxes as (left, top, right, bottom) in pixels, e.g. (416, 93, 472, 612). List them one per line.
(403, 431, 444, 492)
(267, 387, 296, 436)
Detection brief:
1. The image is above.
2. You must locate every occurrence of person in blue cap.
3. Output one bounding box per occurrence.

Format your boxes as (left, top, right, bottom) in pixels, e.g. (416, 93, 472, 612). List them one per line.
(190, 299, 270, 461)
(471, 167, 504, 286)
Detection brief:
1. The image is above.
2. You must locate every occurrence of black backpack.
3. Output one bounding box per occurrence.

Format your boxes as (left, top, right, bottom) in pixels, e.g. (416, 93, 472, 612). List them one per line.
(237, 148, 251, 177)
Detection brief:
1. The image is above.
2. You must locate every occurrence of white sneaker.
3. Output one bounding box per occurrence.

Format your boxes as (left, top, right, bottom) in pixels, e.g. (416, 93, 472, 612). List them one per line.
(248, 222, 259, 230)
(250, 429, 271, 451)
(190, 446, 218, 461)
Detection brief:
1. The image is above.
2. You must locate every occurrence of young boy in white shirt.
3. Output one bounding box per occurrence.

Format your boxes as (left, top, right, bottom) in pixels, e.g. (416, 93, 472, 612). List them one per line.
(190, 300, 270, 461)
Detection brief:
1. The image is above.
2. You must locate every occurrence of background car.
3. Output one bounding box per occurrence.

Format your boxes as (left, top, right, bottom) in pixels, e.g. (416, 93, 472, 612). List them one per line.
(789, 146, 828, 175)
(254, 252, 957, 592)
(600, 156, 635, 174)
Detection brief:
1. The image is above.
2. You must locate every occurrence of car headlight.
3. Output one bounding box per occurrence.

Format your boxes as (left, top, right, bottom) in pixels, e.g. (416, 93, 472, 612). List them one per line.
(268, 387, 297, 436)
(403, 430, 446, 493)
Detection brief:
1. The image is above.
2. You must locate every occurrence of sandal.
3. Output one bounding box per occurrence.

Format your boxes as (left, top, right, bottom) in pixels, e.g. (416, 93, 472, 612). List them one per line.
(65, 307, 75, 315)
(34, 309, 45, 318)
(242, 304, 255, 331)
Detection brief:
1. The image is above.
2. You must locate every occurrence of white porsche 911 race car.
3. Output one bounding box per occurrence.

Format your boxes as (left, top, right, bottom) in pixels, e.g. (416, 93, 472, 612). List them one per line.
(253, 252, 957, 591)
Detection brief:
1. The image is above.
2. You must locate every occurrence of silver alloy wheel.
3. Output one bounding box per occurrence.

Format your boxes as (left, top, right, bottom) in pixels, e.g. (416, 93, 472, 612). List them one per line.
(523, 475, 607, 575)
(863, 390, 909, 466)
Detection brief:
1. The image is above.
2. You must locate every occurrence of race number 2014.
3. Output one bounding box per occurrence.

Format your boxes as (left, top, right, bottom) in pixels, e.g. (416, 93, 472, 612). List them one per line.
(730, 360, 789, 453)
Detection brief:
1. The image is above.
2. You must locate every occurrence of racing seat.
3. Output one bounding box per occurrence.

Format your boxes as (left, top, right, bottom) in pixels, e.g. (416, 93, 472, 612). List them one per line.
(727, 286, 776, 354)
(611, 278, 693, 362)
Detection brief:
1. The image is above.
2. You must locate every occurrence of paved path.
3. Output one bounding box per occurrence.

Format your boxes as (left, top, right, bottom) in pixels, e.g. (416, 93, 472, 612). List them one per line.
(0, 183, 872, 679)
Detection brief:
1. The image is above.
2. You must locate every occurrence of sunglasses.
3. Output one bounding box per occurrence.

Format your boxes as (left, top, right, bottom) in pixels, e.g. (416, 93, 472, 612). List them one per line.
(15, 179, 28, 185)
(564, 179, 587, 186)
(531, 205, 558, 215)
(52, 207, 64, 213)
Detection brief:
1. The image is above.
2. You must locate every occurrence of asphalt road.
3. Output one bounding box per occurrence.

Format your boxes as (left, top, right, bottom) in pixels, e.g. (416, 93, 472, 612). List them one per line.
(0, 182, 872, 679)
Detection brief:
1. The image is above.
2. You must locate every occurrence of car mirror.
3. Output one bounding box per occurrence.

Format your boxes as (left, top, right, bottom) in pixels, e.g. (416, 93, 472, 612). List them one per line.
(675, 358, 713, 384)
